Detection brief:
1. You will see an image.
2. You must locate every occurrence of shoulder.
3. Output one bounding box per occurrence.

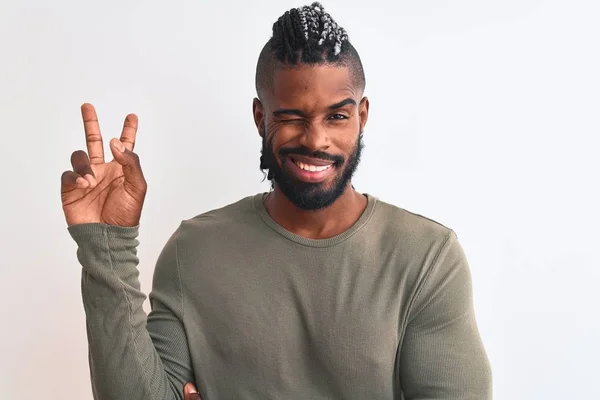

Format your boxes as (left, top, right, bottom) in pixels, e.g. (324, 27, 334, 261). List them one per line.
(174, 194, 261, 245)
(366, 196, 467, 314)
(369, 195, 454, 249)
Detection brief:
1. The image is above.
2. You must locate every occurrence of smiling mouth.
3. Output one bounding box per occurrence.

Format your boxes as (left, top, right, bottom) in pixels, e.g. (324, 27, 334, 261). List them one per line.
(292, 159, 334, 172)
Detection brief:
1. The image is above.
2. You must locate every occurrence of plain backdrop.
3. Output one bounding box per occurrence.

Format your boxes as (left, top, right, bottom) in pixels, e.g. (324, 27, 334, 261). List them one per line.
(1, 0, 598, 399)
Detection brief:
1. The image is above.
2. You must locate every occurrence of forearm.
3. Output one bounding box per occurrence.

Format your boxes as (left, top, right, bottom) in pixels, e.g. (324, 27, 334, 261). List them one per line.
(70, 223, 190, 400)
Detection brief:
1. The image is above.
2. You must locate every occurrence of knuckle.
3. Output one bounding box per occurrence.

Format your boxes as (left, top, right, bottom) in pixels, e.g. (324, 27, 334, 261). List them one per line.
(70, 149, 85, 159)
(70, 150, 89, 164)
(85, 133, 102, 142)
(130, 152, 141, 164)
(60, 170, 77, 185)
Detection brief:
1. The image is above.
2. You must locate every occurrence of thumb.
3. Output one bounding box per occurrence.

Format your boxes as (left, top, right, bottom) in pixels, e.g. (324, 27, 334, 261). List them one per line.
(110, 138, 146, 189)
(183, 382, 201, 400)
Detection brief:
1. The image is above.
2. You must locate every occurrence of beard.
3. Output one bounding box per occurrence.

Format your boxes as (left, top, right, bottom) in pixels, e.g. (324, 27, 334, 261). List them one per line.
(260, 128, 364, 211)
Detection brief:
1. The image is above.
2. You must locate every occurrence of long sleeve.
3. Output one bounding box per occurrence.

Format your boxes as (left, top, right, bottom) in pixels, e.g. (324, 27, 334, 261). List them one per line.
(398, 231, 493, 400)
(68, 223, 193, 400)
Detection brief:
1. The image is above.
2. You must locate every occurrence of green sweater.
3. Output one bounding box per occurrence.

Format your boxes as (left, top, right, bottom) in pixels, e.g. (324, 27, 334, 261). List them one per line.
(68, 193, 492, 400)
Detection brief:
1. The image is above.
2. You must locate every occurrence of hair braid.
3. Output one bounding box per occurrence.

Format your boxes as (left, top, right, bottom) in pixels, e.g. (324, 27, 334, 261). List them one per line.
(257, 0, 365, 93)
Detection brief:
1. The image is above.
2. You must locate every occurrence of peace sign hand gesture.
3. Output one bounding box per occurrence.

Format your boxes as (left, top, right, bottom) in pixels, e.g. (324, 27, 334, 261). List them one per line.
(61, 103, 147, 227)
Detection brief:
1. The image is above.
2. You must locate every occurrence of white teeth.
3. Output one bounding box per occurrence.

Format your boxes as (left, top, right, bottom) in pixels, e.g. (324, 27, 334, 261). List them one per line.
(295, 160, 332, 172)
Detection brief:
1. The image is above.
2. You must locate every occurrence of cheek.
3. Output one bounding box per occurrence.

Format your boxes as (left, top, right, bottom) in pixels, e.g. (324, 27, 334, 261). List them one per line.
(266, 122, 304, 149)
(265, 124, 288, 163)
(332, 125, 360, 153)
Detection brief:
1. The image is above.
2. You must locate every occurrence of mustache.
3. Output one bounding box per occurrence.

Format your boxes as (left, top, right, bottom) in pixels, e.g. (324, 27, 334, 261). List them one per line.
(278, 147, 345, 165)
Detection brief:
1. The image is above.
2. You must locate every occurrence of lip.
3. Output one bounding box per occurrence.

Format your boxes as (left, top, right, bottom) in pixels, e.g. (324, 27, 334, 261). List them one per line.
(289, 155, 335, 167)
(286, 157, 336, 183)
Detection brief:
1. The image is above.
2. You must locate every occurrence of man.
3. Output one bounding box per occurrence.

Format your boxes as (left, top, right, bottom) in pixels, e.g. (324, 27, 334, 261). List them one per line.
(62, 2, 492, 399)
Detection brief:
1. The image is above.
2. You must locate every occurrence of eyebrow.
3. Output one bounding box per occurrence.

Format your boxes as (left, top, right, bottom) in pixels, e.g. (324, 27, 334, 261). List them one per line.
(272, 108, 306, 118)
(272, 97, 357, 118)
(329, 98, 357, 110)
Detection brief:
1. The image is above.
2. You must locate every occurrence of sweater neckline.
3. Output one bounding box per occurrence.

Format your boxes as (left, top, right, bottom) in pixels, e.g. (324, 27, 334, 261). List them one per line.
(253, 192, 378, 248)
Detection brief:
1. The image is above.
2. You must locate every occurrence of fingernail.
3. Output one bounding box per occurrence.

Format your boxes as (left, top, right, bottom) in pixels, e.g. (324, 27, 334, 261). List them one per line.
(84, 174, 97, 186)
(185, 383, 198, 394)
(76, 177, 89, 187)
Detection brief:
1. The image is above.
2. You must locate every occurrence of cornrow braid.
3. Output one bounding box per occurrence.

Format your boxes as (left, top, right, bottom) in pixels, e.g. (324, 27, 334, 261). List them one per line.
(271, 2, 351, 64)
(256, 2, 365, 96)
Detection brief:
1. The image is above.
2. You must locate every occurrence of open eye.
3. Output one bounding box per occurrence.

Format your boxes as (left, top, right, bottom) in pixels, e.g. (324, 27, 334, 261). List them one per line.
(328, 113, 348, 121)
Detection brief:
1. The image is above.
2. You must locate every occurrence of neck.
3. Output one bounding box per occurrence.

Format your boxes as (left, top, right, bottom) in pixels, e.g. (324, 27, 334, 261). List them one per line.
(263, 183, 368, 240)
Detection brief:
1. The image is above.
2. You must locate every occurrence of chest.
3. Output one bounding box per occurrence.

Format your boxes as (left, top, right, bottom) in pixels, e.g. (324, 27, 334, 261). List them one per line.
(182, 244, 408, 398)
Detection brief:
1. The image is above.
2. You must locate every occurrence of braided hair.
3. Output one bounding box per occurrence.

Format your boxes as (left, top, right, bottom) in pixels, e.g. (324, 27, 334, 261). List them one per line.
(255, 2, 365, 99)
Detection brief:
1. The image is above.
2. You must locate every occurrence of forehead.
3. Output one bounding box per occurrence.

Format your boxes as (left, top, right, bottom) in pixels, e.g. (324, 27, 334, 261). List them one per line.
(269, 64, 355, 107)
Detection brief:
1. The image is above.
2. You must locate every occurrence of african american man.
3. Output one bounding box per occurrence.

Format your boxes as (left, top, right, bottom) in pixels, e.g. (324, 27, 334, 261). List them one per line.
(61, 2, 493, 399)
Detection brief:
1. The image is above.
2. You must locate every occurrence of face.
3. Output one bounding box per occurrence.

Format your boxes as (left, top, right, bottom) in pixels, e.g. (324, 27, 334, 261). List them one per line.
(253, 64, 369, 210)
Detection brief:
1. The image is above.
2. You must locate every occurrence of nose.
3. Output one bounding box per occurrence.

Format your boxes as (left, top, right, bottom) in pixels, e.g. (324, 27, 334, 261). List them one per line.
(298, 121, 330, 153)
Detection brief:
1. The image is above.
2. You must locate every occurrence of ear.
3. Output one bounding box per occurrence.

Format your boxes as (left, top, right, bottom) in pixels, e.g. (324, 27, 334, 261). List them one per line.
(253, 98, 265, 137)
(358, 96, 369, 134)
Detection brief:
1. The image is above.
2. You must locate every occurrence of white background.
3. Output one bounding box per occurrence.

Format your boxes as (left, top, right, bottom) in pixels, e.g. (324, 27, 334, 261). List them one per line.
(1, 0, 598, 399)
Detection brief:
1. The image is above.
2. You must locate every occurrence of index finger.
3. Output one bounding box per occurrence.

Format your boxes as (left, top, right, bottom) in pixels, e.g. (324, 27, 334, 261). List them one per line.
(81, 103, 104, 164)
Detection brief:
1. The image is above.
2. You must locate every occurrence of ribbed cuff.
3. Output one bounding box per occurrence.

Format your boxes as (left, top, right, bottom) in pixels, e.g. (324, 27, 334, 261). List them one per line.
(68, 223, 141, 279)
(68, 223, 139, 242)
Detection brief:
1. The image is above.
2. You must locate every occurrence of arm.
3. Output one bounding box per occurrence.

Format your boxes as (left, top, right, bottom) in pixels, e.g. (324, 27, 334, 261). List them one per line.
(69, 223, 193, 400)
(399, 231, 492, 399)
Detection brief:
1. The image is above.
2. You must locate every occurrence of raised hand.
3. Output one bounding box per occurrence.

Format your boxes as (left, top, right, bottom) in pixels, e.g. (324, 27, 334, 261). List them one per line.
(184, 382, 202, 400)
(61, 103, 147, 227)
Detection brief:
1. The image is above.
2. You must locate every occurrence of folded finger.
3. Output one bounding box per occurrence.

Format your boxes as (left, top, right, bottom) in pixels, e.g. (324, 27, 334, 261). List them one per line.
(61, 170, 89, 190)
(70, 150, 97, 187)
(70, 150, 93, 176)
